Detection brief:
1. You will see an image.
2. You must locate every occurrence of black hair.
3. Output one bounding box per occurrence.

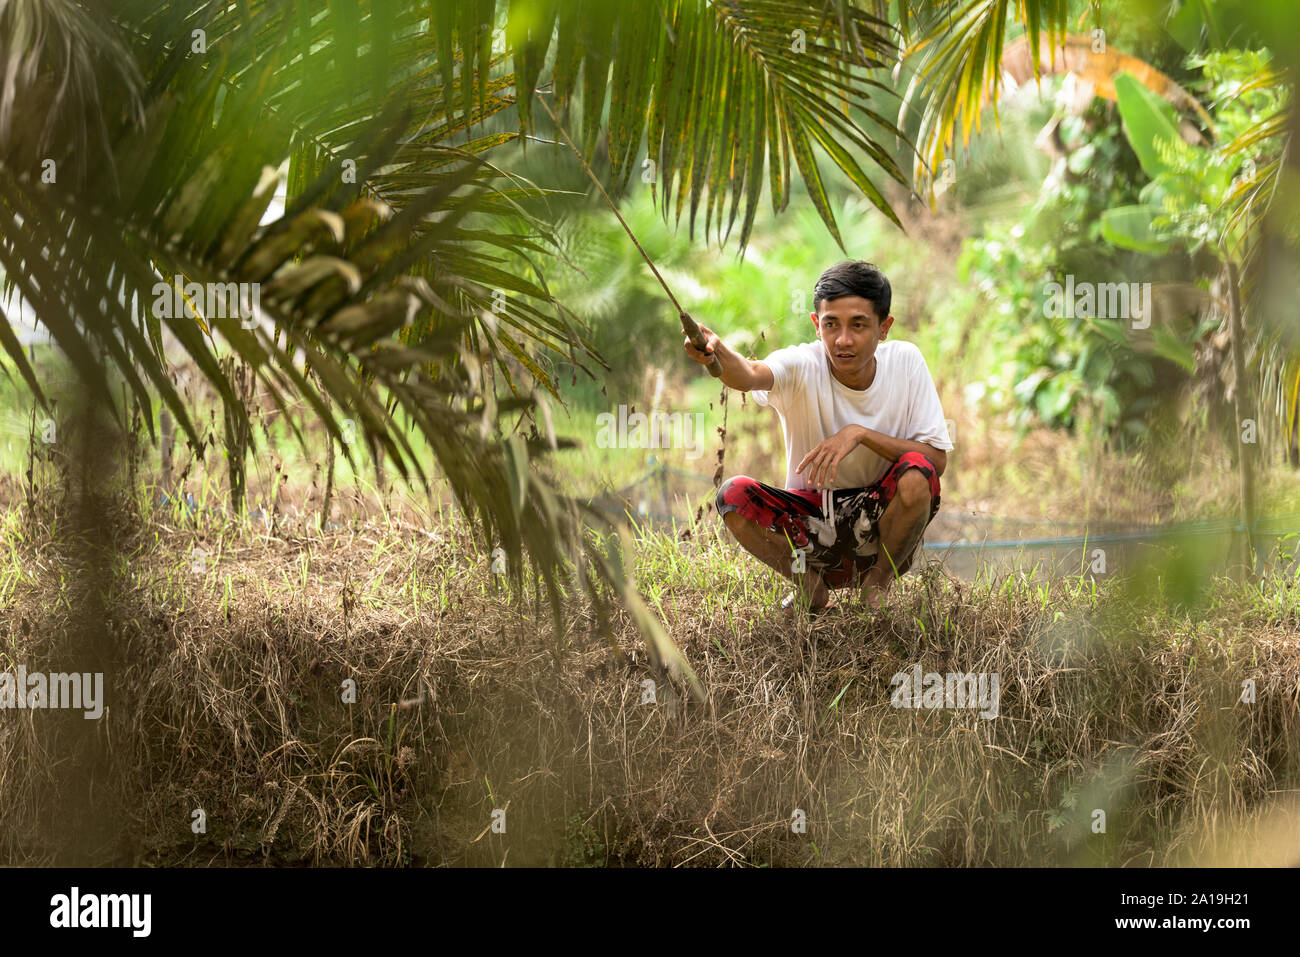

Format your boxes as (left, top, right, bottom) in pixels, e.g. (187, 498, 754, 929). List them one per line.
(812, 260, 891, 321)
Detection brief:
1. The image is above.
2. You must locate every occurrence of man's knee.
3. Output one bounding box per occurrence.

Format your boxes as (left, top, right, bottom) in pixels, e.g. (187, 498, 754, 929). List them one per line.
(895, 468, 931, 511)
(715, 475, 754, 517)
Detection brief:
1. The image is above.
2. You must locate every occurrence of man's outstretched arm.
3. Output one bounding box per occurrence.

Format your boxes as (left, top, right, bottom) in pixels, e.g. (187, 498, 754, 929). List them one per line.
(682, 324, 773, 392)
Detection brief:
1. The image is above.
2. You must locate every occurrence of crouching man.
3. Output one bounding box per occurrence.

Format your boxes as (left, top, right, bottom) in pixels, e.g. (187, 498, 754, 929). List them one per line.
(683, 260, 953, 614)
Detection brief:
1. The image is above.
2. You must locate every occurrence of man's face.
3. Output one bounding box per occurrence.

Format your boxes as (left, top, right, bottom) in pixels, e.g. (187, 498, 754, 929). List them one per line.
(811, 294, 894, 379)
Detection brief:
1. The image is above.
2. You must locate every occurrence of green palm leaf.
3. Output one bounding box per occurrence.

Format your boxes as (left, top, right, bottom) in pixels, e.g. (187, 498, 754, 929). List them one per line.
(1, 0, 707, 701)
(900, 0, 1072, 193)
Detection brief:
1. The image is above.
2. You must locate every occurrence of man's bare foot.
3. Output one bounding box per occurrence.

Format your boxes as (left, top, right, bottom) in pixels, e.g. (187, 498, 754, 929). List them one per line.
(860, 577, 891, 612)
(781, 591, 832, 617)
(781, 576, 830, 618)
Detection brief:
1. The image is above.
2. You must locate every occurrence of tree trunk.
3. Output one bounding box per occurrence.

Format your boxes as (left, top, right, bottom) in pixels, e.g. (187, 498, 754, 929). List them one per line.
(160, 407, 174, 493)
(321, 421, 336, 530)
(221, 358, 253, 517)
(1225, 260, 1258, 576)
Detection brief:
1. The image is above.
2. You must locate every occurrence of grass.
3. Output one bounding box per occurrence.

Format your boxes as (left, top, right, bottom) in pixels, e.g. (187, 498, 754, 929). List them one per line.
(1, 474, 1297, 867)
(1, 334, 1297, 867)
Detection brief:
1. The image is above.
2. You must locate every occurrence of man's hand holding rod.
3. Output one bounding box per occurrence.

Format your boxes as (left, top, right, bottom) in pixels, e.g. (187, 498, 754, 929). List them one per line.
(680, 311, 723, 379)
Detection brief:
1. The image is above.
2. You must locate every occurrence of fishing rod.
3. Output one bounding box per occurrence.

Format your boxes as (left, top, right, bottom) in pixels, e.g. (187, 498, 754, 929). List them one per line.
(534, 91, 722, 379)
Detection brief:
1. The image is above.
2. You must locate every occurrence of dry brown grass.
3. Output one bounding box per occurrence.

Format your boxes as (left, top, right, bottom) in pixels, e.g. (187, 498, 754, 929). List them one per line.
(1, 482, 1298, 867)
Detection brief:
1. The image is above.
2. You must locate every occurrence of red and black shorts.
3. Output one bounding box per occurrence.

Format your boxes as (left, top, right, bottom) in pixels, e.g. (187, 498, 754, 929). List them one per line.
(715, 451, 941, 589)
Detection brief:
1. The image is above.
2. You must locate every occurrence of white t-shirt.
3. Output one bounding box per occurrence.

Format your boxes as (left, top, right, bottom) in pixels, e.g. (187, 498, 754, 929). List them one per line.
(751, 339, 953, 490)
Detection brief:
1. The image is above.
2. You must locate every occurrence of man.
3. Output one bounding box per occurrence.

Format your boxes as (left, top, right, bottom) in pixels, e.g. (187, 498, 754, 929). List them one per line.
(682, 260, 952, 614)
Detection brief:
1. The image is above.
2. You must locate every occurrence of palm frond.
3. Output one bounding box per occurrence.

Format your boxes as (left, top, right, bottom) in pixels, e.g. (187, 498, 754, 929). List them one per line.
(900, 0, 1073, 193)
(454, 0, 909, 248)
(150, 0, 915, 407)
(1, 0, 704, 700)
(1218, 68, 1295, 424)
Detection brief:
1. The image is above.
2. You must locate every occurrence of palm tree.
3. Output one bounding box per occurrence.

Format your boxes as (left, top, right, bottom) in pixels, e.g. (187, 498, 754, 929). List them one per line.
(0, 0, 937, 694)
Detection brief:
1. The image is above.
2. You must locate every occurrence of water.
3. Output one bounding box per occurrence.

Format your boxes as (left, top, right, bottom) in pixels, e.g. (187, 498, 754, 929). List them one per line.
(590, 465, 1300, 582)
